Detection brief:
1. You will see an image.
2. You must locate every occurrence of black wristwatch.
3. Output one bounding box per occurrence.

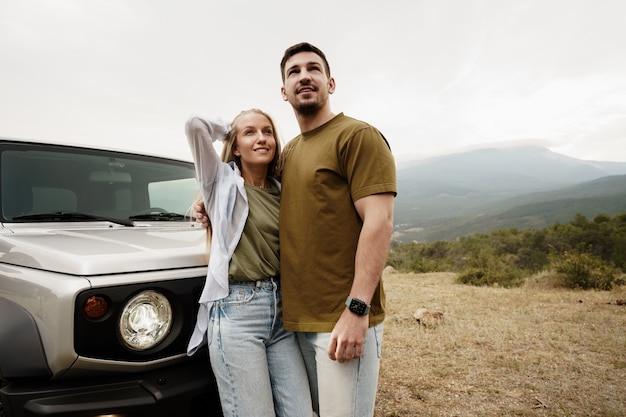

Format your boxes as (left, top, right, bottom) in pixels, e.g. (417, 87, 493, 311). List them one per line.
(345, 296, 371, 316)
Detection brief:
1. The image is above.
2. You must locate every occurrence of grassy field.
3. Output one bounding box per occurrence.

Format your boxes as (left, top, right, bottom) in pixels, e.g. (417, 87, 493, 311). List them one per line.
(375, 272, 626, 417)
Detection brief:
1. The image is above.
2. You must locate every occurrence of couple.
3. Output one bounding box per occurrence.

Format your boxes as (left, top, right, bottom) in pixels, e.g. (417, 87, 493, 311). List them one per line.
(185, 42, 397, 417)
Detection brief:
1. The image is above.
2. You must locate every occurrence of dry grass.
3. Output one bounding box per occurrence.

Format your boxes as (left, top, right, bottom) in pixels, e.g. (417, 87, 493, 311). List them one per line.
(375, 272, 626, 417)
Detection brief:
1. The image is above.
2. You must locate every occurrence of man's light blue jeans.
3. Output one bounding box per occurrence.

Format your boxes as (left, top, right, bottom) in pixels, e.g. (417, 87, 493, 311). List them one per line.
(297, 322, 384, 417)
(208, 279, 313, 417)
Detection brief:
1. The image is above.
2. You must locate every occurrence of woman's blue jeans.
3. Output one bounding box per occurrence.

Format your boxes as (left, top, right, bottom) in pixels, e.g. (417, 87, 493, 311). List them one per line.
(208, 278, 313, 417)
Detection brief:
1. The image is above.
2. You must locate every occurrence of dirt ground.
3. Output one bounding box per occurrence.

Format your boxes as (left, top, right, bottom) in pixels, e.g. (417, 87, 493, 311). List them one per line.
(374, 272, 626, 417)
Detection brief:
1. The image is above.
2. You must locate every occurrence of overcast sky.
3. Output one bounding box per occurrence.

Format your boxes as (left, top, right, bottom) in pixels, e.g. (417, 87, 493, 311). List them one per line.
(2, 0, 626, 164)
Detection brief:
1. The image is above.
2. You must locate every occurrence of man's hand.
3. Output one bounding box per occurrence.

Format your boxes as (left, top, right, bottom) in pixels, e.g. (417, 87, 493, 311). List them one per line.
(327, 309, 369, 363)
(194, 200, 210, 229)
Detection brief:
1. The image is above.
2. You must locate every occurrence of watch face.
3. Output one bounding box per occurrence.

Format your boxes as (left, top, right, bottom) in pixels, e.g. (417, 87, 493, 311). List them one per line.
(349, 298, 368, 315)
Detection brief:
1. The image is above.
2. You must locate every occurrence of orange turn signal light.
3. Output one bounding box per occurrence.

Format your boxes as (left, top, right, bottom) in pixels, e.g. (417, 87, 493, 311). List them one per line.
(83, 295, 109, 320)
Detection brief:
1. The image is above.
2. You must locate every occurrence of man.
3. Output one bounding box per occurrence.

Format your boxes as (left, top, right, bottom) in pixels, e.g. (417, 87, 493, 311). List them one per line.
(278, 42, 396, 417)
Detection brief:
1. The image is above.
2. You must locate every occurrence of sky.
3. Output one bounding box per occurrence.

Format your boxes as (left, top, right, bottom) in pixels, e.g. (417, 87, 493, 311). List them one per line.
(2, 0, 626, 164)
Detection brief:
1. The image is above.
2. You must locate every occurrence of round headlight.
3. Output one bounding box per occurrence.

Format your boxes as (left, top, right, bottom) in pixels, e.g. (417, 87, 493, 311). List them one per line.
(119, 290, 172, 350)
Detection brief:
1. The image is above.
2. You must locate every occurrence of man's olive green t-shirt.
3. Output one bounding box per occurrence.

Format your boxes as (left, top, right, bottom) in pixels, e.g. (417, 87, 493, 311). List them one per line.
(279, 113, 397, 332)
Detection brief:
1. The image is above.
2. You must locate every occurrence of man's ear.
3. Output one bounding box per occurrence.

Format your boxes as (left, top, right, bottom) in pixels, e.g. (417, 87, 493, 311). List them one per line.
(281, 86, 288, 101)
(328, 77, 336, 94)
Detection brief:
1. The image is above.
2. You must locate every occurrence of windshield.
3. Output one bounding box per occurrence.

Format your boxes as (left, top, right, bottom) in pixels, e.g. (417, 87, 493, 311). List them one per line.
(1, 141, 199, 223)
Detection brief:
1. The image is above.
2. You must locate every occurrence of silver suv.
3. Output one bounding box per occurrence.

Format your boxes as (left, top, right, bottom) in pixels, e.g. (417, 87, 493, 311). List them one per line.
(0, 138, 222, 417)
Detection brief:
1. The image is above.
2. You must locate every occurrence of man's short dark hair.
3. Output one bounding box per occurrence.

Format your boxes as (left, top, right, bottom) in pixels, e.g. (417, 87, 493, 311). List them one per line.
(280, 42, 331, 82)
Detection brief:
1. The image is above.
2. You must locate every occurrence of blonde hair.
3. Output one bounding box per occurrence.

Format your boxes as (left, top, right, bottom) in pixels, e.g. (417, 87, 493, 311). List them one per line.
(220, 109, 282, 180)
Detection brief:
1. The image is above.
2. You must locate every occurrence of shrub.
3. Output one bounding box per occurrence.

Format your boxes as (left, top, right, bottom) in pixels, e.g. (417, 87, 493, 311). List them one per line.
(456, 263, 526, 288)
(549, 249, 622, 290)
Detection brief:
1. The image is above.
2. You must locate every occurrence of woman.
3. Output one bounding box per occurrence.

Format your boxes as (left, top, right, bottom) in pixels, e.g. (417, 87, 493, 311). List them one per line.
(185, 110, 312, 417)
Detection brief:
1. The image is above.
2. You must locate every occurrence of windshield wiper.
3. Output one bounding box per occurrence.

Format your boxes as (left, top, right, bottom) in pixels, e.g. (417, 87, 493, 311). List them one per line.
(128, 212, 188, 221)
(12, 212, 135, 227)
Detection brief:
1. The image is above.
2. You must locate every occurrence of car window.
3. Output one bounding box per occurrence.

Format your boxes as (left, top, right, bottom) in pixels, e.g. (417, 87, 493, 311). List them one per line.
(1, 142, 198, 222)
(149, 178, 198, 215)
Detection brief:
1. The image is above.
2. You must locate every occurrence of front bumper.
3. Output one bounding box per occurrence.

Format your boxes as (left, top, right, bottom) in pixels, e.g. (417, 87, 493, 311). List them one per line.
(0, 356, 222, 417)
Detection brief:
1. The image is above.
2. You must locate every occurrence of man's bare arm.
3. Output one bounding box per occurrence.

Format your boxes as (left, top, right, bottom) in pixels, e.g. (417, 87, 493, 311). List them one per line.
(328, 192, 394, 362)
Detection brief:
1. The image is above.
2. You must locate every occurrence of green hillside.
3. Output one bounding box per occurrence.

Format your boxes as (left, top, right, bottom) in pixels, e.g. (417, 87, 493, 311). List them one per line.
(395, 175, 626, 243)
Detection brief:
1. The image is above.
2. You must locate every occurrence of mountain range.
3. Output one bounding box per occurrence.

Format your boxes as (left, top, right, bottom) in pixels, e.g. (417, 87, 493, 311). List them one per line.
(393, 146, 626, 243)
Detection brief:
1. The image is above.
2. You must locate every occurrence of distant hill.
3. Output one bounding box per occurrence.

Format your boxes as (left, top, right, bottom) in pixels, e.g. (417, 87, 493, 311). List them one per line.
(394, 146, 626, 243)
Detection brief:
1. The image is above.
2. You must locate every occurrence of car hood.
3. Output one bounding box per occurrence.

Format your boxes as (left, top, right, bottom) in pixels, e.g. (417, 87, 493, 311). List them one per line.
(0, 223, 208, 276)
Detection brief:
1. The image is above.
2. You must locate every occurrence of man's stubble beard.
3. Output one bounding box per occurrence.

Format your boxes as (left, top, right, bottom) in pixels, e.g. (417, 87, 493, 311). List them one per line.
(293, 94, 327, 116)
(294, 101, 320, 116)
